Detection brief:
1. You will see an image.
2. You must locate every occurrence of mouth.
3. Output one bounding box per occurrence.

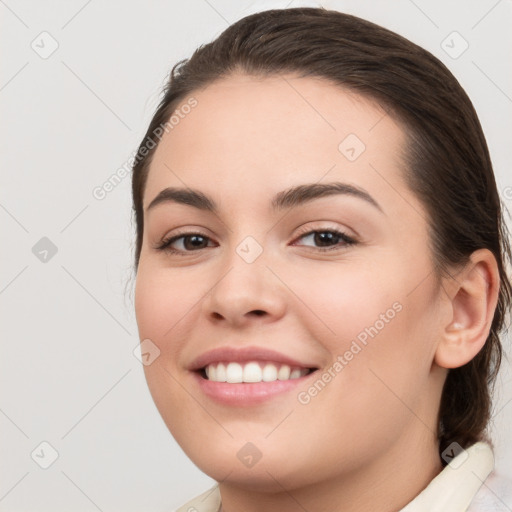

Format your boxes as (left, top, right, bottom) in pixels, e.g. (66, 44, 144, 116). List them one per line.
(188, 346, 321, 405)
(197, 361, 318, 383)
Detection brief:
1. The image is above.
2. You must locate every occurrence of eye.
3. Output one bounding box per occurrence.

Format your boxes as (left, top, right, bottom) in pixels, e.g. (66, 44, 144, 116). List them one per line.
(292, 228, 357, 251)
(155, 232, 216, 254)
(155, 227, 357, 255)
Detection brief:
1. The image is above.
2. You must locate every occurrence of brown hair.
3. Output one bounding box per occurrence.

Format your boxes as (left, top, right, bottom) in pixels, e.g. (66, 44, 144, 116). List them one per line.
(131, 7, 511, 463)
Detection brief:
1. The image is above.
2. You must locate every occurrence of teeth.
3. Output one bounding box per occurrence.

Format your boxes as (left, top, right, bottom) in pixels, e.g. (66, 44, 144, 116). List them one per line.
(204, 361, 310, 383)
(226, 362, 243, 383)
(262, 363, 278, 382)
(278, 364, 291, 380)
(290, 368, 302, 379)
(216, 362, 227, 382)
(243, 362, 262, 383)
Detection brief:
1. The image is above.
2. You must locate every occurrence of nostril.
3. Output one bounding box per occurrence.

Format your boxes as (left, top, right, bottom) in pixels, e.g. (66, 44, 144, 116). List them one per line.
(251, 310, 266, 316)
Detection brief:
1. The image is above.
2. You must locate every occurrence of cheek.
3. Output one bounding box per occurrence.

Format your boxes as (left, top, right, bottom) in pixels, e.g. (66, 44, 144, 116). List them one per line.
(327, 273, 441, 431)
(133, 261, 228, 379)
(288, 257, 439, 406)
(286, 261, 402, 345)
(134, 268, 201, 445)
(134, 265, 203, 353)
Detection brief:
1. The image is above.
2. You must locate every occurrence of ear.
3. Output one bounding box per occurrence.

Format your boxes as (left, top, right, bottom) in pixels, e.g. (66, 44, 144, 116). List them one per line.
(434, 249, 500, 369)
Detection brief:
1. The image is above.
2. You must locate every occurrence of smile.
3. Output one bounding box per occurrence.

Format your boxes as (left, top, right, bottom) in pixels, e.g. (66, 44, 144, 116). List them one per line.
(189, 346, 320, 405)
(203, 361, 314, 383)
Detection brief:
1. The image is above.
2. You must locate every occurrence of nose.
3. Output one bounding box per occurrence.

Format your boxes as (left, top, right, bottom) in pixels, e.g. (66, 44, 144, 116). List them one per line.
(201, 251, 287, 329)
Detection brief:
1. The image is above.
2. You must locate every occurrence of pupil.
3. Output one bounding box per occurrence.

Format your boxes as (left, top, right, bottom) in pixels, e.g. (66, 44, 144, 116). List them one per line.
(185, 235, 206, 250)
(315, 232, 337, 246)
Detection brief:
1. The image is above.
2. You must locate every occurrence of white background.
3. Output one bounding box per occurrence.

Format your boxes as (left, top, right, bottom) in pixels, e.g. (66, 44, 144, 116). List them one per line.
(1, 0, 511, 510)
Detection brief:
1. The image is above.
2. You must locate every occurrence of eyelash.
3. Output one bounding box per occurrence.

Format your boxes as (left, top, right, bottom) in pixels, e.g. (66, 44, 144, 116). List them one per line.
(155, 227, 358, 256)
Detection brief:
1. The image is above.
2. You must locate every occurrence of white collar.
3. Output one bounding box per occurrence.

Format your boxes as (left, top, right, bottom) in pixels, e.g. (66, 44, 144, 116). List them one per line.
(399, 442, 494, 511)
(177, 442, 494, 512)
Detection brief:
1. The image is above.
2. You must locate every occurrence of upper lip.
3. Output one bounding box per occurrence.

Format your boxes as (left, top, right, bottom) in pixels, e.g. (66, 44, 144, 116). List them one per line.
(188, 346, 318, 371)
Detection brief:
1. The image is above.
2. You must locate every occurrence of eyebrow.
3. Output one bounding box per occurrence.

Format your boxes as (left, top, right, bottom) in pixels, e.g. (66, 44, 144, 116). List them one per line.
(146, 182, 384, 214)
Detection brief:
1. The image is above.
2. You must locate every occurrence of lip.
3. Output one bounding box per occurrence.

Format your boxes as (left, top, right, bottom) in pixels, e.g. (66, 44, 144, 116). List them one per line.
(191, 369, 318, 406)
(188, 346, 320, 406)
(188, 346, 317, 371)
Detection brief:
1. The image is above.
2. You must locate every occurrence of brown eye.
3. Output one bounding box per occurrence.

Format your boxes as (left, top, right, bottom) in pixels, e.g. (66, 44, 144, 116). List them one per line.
(294, 229, 356, 251)
(156, 233, 215, 254)
(181, 235, 209, 250)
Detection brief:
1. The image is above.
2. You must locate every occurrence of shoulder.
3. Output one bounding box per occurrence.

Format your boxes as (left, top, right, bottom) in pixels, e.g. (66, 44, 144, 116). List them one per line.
(172, 485, 221, 512)
(467, 471, 512, 512)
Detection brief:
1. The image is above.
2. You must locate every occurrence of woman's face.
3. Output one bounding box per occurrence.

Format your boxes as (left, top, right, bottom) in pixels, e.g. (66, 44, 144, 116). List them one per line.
(134, 74, 447, 491)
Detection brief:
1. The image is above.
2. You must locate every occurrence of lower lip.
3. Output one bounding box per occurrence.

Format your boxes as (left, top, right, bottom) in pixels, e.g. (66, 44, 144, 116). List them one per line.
(192, 370, 316, 406)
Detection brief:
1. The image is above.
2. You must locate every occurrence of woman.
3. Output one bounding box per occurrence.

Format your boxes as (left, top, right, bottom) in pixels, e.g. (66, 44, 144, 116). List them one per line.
(131, 7, 511, 511)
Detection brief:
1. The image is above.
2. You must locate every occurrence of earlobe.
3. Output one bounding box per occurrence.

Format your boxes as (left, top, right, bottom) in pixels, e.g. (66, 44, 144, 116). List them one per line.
(434, 249, 500, 369)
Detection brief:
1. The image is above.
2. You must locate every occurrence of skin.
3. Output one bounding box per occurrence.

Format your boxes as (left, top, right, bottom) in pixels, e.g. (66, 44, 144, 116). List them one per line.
(134, 74, 499, 511)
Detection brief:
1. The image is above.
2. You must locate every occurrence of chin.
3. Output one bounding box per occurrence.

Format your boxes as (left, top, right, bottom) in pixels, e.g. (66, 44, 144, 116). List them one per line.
(184, 438, 325, 493)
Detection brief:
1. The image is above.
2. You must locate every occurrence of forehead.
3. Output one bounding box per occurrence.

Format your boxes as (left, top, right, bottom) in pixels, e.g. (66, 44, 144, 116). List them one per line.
(143, 73, 413, 216)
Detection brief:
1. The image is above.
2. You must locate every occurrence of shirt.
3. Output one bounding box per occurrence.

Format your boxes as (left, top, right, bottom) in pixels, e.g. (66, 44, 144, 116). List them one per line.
(174, 442, 512, 511)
